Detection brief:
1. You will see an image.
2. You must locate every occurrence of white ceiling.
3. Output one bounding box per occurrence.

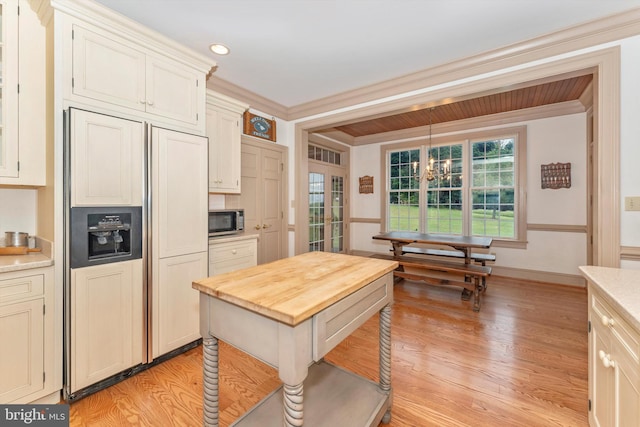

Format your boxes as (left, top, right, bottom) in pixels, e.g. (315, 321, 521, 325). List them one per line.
(94, 0, 640, 108)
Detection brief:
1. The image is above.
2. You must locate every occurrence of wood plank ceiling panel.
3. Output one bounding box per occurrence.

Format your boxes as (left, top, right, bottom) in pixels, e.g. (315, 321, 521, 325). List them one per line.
(333, 75, 593, 138)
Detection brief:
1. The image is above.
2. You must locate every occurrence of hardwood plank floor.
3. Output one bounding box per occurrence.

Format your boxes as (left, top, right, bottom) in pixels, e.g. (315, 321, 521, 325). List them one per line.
(69, 276, 588, 426)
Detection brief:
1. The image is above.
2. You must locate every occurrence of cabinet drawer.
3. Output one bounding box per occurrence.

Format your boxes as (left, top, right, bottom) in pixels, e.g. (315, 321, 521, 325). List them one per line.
(313, 272, 393, 361)
(591, 291, 640, 362)
(209, 241, 256, 263)
(0, 274, 44, 304)
(211, 257, 256, 276)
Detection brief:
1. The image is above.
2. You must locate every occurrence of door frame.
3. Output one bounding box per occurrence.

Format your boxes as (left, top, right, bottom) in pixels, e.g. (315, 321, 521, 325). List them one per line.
(294, 47, 620, 267)
(308, 160, 348, 253)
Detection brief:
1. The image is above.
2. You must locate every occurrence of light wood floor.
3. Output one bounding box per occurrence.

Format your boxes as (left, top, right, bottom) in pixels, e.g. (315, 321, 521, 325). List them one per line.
(69, 276, 589, 426)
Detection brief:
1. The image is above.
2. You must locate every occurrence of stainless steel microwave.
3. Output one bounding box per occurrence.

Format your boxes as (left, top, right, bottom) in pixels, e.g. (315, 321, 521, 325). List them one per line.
(208, 209, 245, 237)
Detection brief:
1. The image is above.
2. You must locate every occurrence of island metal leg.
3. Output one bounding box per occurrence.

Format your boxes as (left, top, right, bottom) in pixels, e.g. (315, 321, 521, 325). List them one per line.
(379, 303, 392, 423)
(202, 335, 219, 427)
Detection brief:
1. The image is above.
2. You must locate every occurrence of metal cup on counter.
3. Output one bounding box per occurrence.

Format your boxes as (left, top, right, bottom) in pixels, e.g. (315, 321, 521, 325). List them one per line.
(5, 231, 28, 247)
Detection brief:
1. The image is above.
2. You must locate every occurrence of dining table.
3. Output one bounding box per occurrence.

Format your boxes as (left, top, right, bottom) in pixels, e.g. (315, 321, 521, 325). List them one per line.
(372, 231, 493, 264)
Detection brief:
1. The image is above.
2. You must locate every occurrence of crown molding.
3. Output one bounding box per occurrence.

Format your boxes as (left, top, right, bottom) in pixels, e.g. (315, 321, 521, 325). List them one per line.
(206, 76, 289, 119)
(50, 0, 215, 73)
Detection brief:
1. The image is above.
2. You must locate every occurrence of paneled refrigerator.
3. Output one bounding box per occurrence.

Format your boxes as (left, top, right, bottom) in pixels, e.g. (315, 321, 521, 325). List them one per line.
(63, 108, 208, 401)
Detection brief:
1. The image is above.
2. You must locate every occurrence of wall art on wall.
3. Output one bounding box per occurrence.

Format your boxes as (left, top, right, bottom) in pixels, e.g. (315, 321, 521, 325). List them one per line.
(541, 162, 571, 189)
(359, 176, 374, 194)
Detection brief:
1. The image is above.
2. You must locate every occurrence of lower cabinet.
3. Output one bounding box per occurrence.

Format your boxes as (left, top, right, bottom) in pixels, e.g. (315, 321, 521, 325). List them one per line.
(588, 284, 640, 427)
(70, 260, 143, 393)
(209, 235, 258, 276)
(153, 252, 207, 358)
(0, 267, 56, 404)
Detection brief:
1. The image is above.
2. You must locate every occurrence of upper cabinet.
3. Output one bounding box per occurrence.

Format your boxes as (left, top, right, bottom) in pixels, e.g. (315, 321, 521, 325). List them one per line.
(206, 90, 248, 193)
(52, 0, 215, 135)
(0, 0, 46, 186)
(71, 25, 204, 129)
(0, 1, 19, 179)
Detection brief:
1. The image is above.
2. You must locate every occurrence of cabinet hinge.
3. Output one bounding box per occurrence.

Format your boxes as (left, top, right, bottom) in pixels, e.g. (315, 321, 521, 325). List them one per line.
(43, 372, 46, 383)
(17, 161, 20, 172)
(17, 83, 20, 94)
(43, 304, 45, 315)
(17, 5, 20, 15)
(196, 80, 199, 87)
(281, 211, 283, 219)
(196, 113, 199, 121)
(588, 398, 591, 411)
(588, 320, 591, 333)
(72, 77, 74, 89)
(281, 163, 284, 172)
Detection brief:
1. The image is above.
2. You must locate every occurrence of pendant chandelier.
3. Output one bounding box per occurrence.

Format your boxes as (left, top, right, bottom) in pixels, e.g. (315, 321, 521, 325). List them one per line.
(413, 107, 450, 182)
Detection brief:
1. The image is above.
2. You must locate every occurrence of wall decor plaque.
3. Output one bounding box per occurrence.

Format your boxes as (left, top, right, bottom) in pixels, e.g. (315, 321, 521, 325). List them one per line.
(243, 111, 276, 142)
(359, 176, 374, 194)
(541, 162, 571, 189)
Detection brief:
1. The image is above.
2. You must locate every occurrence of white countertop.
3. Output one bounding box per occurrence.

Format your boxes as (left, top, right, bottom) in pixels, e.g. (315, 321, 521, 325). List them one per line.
(0, 253, 54, 273)
(0, 238, 54, 274)
(580, 266, 640, 332)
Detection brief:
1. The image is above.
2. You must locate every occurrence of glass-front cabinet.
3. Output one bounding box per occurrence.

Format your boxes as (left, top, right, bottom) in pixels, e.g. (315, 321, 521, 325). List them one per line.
(0, 0, 18, 178)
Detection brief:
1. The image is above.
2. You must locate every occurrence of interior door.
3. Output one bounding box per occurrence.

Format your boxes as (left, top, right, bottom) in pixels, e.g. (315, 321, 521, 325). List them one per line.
(308, 163, 346, 253)
(226, 139, 285, 264)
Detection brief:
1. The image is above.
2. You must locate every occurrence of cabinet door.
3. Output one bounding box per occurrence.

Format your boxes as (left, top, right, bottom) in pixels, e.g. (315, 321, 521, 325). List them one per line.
(70, 260, 143, 393)
(614, 338, 640, 427)
(152, 127, 208, 258)
(231, 142, 285, 264)
(153, 252, 207, 358)
(207, 106, 241, 193)
(70, 109, 144, 206)
(146, 56, 201, 126)
(591, 317, 614, 427)
(0, 299, 44, 402)
(0, 0, 19, 178)
(72, 25, 146, 112)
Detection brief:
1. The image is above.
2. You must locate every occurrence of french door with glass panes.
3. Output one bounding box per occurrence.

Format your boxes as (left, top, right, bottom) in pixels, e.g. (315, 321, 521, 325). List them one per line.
(308, 164, 346, 253)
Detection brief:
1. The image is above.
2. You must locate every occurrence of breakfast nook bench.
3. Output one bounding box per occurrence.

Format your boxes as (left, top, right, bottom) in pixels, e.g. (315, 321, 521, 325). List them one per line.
(370, 253, 491, 312)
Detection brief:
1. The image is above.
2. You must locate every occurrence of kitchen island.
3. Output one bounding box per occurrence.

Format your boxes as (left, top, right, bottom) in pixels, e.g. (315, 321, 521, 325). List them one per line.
(192, 251, 398, 427)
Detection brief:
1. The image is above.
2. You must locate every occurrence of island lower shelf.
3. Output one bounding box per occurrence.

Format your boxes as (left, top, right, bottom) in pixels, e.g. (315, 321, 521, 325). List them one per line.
(231, 361, 391, 427)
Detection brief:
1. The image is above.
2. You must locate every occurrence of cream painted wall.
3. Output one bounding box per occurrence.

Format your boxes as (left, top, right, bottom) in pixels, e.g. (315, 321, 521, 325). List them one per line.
(349, 113, 588, 276)
(527, 114, 587, 225)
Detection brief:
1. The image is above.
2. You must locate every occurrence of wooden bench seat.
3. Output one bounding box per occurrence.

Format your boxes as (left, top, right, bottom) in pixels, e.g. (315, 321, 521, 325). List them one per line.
(397, 246, 496, 265)
(370, 253, 491, 312)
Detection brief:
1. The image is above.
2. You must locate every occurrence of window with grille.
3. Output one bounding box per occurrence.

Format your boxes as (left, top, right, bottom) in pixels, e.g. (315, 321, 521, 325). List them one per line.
(385, 127, 524, 241)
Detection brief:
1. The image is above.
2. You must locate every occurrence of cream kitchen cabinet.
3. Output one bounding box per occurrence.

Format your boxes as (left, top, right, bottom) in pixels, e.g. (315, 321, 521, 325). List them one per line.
(69, 109, 143, 207)
(0, 267, 56, 404)
(70, 260, 143, 393)
(70, 24, 204, 130)
(206, 91, 248, 193)
(587, 282, 640, 427)
(208, 234, 258, 276)
(0, 0, 47, 186)
(153, 252, 207, 358)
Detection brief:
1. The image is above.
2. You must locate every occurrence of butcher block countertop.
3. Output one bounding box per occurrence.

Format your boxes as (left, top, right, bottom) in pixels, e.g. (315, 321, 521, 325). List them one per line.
(192, 251, 398, 326)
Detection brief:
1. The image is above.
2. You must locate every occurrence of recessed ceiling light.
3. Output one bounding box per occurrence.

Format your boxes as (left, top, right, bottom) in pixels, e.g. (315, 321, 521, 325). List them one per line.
(209, 44, 230, 55)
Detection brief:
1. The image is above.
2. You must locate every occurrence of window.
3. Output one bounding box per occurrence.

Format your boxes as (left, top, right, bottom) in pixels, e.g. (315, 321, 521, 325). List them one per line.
(385, 127, 525, 242)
